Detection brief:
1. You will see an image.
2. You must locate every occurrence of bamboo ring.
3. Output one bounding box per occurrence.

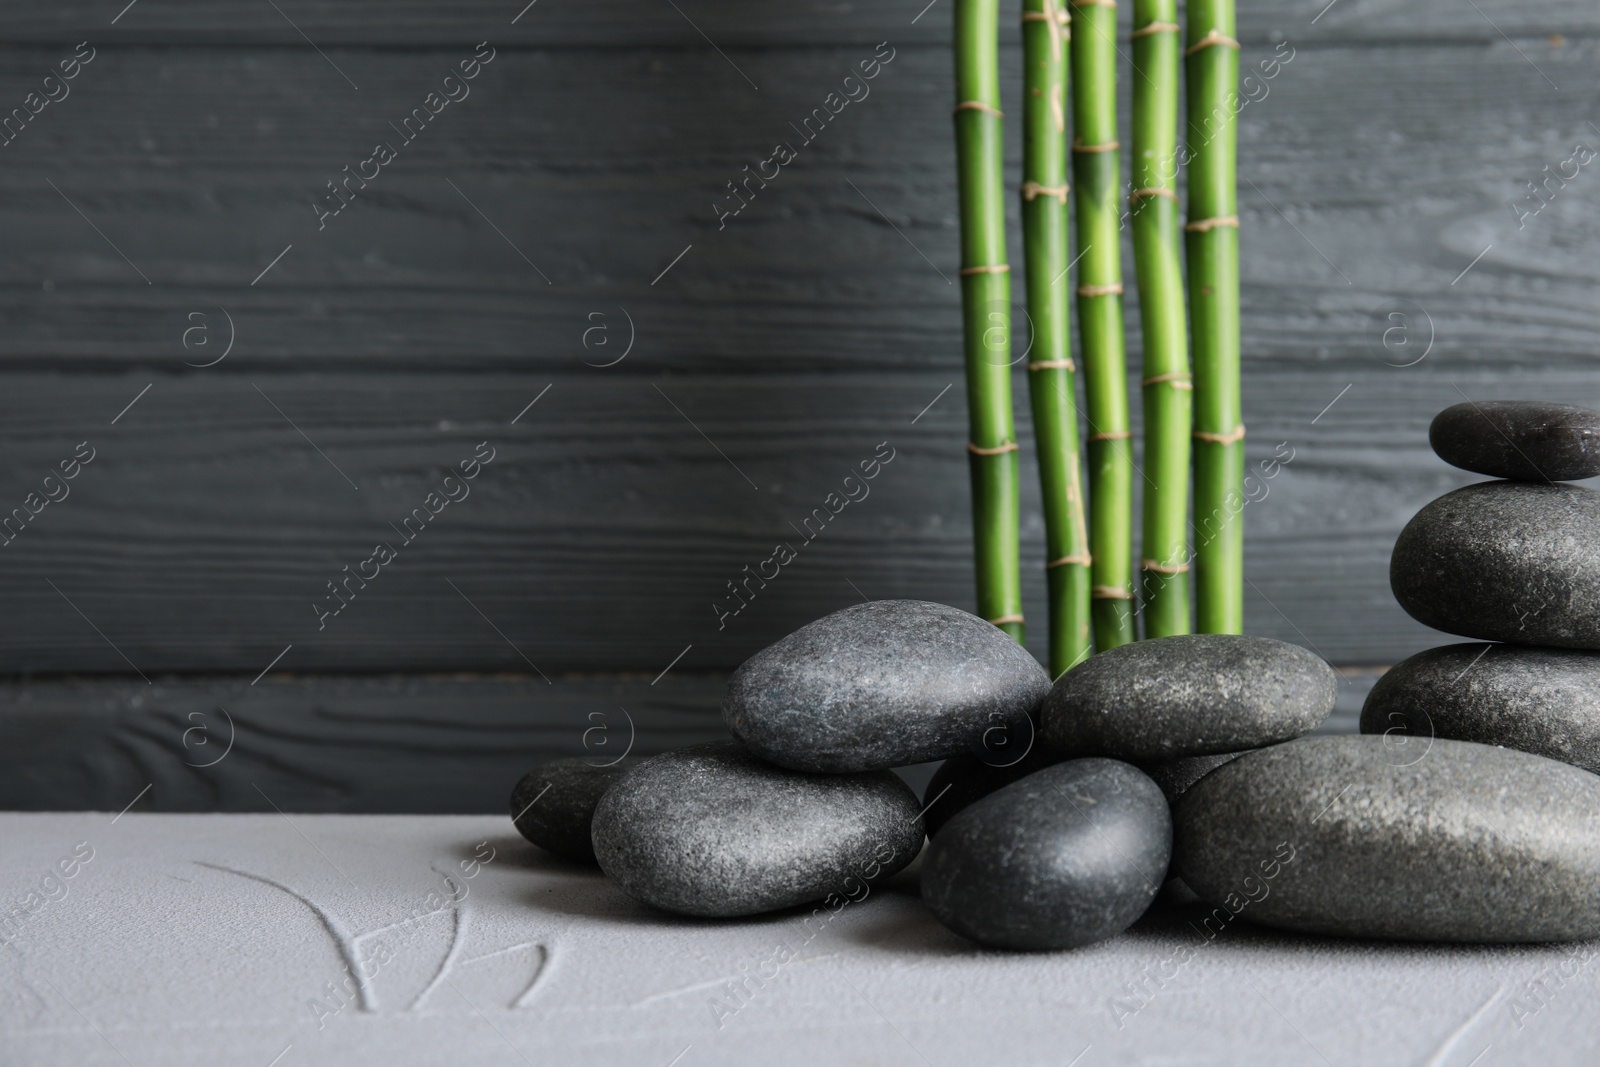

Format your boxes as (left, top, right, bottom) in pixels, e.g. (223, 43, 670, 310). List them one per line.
(1142, 371, 1192, 386)
(988, 613, 1026, 625)
(1131, 21, 1180, 37)
(1185, 29, 1241, 56)
(954, 101, 1004, 118)
(1070, 0, 1116, 8)
(1077, 282, 1123, 297)
(1047, 553, 1092, 569)
(960, 264, 1010, 275)
(1021, 9, 1071, 24)
(1088, 430, 1131, 442)
(1141, 558, 1191, 574)
(1193, 424, 1246, 445)
(1022, 181, 1070, 203)
(1185, 215, 1240, 232)
(1091, 585, 1135, 600)
(1129, 187, 1178, 203)
(967, 441, 1020, 455)
(1073, 138, 1120, 153)
(1028, 359, 1076, 371)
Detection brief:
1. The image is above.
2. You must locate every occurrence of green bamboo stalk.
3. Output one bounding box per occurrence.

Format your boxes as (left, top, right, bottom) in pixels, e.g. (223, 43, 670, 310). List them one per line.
(1131, 0, 1192, 637)
(1185, 0, 1243, 633)
(1021, 0, 1092, 676)
(955, 0, 1025, 642)
(1069, 0, 1134, 650)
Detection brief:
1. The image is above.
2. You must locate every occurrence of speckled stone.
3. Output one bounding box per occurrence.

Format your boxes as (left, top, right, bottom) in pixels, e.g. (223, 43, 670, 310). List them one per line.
(723, 600, 1051, 772)
(921, 759, 1171, 951)
(1391, 482, 1600, 649)
(1174, 736, 1600, 942)
(920, 747, 1074, 838)
(508, 758, 636, 864)
(1040, 635, 1336, 760)
(591, 741, 924, 918)
(1134, 751, 1252, 806)
(1360, 643, 1600, 775)
(1430, 400, 1600, 482)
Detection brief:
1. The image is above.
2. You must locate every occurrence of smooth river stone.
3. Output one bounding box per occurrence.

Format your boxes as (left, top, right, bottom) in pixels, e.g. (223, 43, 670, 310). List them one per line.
(1174, 736, 1600, 942)
(921, 759, 1171, 950)
(1040, 634, 1336, 760)
(591, 741, 924, 918)
(723, 600, 1051, 772)
(1360, 643, 1600, 774)
(1390, 482, 1600, 649)
(1430, 400, 1600, 482)
(1135, 751, 1251, 806)
(509, 757, 636, 864)
(920, 747, 1073, 838)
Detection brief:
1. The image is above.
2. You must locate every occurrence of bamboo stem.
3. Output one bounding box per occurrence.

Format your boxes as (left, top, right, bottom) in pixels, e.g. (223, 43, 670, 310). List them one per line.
(955, 0, 1025, 642)
(1069, 0, 1134, 650)
(1021, 0, 1091, 675)
(1131, 0, 1191, 637)
(1185, 0, 1243, 633)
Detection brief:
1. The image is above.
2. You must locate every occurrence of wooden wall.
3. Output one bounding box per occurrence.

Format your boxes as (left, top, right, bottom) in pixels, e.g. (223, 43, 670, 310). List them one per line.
(2, 0, 1595, 809)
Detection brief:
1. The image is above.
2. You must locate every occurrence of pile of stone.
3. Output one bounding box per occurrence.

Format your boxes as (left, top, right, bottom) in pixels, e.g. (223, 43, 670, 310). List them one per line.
(506, 413, 1600, 949)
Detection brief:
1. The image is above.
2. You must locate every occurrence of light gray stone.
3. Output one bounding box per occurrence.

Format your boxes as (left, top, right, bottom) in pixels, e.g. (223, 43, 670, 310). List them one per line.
(723, 600, 1051, 772)
(591, 741, 924, 918)
(1040, 634, 1335, 760)
(509, 757, 636, 864)
(1391, 481, 1600, 649)
(1360, 643, 1600, 775)
(921, 759, 1171, 951)
(1430, 400, 1600, 482)
(1174, 735, 1600, 942)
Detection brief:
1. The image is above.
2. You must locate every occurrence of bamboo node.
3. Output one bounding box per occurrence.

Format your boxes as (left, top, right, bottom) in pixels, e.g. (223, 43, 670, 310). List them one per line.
(953, 100, 1004, 118)
(1185, 29, 1242, 55)
(1185, 215, 1240, 233)
(1021, 181, 1070, 203)
(1027, 359, 1076, 372)
(1047, 553, 1092, 569)
(1087, 430, 1131, 442)
(1091, 585, 1135, 600)
(1193, 424, 1247, 445)
(1141, 558, 1191, 575)
(959, 264, 1011, 276)
(1129, 187, 1178, 204)
(1142, 371, 1192, 387)
(1077, 282, 1123, 297)
(1072, 138, 1120, 153)
(1070, 0, 1116, 8)
(967, 441, 1020, 456)
(987, 613, 1026, 626)
(1131, 20, 1180, 37)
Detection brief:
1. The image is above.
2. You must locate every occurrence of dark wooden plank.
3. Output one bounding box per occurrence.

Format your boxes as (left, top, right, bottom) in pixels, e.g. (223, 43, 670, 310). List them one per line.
(0, 41, 1593, 370)
(7, 0, 1596, 45)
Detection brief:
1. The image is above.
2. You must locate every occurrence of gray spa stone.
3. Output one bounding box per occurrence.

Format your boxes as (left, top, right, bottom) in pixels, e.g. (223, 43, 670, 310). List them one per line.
(921, 759, 1171, 951)
(1391, 482, 1600, 649)
(509, 757, 636, 864)
(920, 747, 1075, 838)
(723, 600, 1051, 772)
(1134, 751, 1252, 806)
(1040, 634, 1335, 760)
(1360, 643, 1600, 775)
(1173, 736, 1600, 942)
(1430, 400, 1600, 482)
(591, 741, 924, 918)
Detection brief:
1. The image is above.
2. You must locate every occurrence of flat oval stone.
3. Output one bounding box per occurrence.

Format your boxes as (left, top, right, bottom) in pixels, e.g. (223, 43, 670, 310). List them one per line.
(920, 747, 1074, 837)
(1174, 736, 1600, 942)
(1040, 634, 1335, 759)
(921, 759, 1170, 950)
(1360, 643, 1600, 774)
(509, 757, 636, 864)
(1391, 482, 1600, 649)
(1430, 400, 1600, 482)
(591, 741, 924, 917)
(723, 600, 1051, 772)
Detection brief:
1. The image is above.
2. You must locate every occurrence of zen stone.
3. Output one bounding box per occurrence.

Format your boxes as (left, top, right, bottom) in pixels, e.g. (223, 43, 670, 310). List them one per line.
(591, 741, 924, 917)
(921, 759, 1170, 951)
(723, 600, 1051, 772)
(1360, 643, 1600, 775)
(1134, 751, 1250, 806)
(921, 747, 1074, 838)
(1040, 634, 1335, 760)
(509, 757, 635, 864)
(1430, 400, 1600, 482)
(1174, 736, 1600, 942)
(1391, 482, 1600, 649)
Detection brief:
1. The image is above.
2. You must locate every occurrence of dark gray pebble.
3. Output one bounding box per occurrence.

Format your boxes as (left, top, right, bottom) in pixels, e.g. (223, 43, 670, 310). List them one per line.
(921, 759, 1171, 951)
(723, 600, 1051, 772)
(591, 741, 924, 918)
(1430, 400, 1600, 482)
(1174, 736, 1600, 942)
(1360, 643, 1600, 775)
(1040, 634, 1335, 760)
(509, 757, 636, 864)
(1391, 482, 1600, 649)
(920, 747, 1074, 838)
(1134, 751, 1252, 806)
